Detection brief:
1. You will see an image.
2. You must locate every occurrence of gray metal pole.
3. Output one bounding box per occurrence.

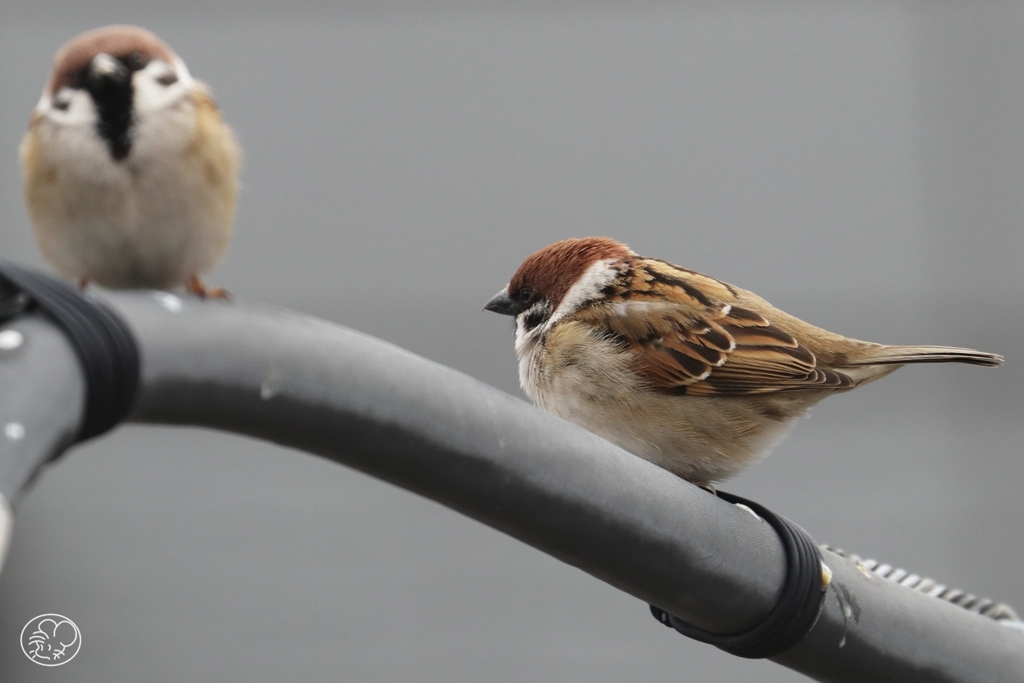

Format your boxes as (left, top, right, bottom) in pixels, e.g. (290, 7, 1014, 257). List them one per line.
(1, 291, 1021, 682)
(0, 315, 85, 573)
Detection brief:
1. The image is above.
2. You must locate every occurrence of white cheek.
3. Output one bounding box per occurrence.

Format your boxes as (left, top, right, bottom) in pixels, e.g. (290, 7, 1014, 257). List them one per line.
(132, 61, 192, 114)
(36, 89, 97, 128)
(31, 96, 118, 179)
(130, 65, 199, 161)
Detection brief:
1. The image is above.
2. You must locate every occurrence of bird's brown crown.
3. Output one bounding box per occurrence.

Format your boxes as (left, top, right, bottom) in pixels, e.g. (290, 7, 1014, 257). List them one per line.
(508, 237, 633, 311)
(48, 25, 175, 95)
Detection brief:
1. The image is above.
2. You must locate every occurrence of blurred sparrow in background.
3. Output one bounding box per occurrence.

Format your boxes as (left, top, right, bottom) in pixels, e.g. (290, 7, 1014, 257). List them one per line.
(485, 237, 1002, 484)
(21, 25, 240, 296)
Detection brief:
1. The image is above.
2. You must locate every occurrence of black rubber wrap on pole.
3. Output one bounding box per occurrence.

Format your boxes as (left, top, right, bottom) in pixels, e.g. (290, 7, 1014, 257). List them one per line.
(651, 490, 826, 658)
(0, 263, 139, 443)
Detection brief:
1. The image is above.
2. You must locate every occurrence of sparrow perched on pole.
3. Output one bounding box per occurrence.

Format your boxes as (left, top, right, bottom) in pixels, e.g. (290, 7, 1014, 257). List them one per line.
(485, 237, 1002, 484)
(20, 25, 240, 296)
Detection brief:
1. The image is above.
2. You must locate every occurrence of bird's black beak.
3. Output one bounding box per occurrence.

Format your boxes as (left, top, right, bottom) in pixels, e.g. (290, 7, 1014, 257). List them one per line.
(484, 288, 520, 316)
(87, 53, 131, 91)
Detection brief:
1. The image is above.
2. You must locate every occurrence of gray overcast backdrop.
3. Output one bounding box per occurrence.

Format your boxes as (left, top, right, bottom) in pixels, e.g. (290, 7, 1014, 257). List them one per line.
(1, 2, 1022, 681)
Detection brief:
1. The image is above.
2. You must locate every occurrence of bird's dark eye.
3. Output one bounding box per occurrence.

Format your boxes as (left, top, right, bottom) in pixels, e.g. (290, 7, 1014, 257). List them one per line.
(518, 287, 535, 305)
(156, 72, 179, 86)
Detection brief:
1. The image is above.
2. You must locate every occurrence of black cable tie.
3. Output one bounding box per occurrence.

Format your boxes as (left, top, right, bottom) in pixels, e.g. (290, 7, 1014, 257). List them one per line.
(0, 262, 140, 444)
(650, 490, 826, 659)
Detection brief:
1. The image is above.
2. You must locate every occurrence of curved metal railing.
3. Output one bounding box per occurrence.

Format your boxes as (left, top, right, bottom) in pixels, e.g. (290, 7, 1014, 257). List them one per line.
(1, 289, 1021, 682)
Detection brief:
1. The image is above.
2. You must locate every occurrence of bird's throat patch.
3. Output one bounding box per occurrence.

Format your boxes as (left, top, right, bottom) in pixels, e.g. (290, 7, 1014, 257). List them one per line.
(89, 75, 135, 161)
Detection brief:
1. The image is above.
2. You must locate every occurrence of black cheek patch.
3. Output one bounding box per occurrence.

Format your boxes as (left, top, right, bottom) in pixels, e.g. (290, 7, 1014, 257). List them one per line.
(521, 309, 547, 332)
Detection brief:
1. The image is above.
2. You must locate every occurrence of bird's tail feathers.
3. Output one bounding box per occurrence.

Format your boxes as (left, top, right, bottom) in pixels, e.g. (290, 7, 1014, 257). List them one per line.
(848, 345, 1003, 368)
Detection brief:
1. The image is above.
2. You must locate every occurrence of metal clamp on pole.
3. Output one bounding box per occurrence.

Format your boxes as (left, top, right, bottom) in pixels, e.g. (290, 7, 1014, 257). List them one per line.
(0, 262, 139, 444)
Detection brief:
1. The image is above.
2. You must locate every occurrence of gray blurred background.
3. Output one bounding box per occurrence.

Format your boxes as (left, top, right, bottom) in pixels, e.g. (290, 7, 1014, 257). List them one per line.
(1, 2, 1022, 681)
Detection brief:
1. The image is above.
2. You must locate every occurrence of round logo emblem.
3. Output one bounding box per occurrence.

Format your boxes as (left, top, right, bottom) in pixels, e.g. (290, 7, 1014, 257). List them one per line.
(21, 614, 81, 666)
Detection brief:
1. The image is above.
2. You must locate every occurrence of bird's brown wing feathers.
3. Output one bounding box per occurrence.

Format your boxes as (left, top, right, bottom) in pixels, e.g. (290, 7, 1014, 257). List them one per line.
(578, 258, 855, 395)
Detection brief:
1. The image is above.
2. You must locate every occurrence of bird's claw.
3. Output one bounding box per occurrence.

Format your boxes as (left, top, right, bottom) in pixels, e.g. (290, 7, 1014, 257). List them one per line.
(186, 275, 231, 300)
(694, 482, 718, 496)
